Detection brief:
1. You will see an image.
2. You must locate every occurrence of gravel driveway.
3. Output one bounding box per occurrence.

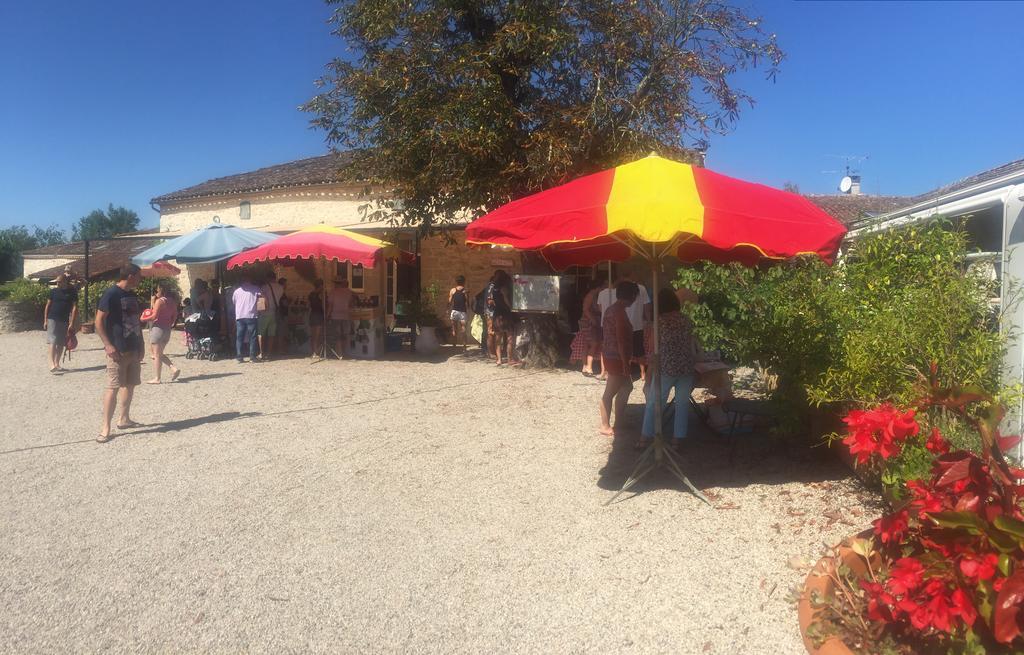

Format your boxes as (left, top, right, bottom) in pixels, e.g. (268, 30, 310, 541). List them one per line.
(0, 331, 878, 654)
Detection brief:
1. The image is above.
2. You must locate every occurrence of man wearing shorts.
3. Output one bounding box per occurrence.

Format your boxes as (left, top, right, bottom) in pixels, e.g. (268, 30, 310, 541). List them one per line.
(95, 264, 145, 443)
(43, 273, 78, 373)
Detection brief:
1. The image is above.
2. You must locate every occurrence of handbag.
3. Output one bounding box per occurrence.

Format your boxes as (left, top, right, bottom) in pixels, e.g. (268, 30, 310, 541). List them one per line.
(256, 295, 268, 313)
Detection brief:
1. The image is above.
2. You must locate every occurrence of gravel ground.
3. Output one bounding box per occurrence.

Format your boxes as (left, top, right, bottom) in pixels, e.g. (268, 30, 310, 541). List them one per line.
(0, 331, 880, 654)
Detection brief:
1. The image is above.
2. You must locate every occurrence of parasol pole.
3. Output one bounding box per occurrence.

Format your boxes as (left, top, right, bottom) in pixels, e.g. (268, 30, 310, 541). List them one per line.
(606, 245, 709, 506)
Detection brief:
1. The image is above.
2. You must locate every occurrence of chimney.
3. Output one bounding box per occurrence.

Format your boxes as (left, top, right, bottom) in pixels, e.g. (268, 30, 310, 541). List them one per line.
(849, 174, 862, 196)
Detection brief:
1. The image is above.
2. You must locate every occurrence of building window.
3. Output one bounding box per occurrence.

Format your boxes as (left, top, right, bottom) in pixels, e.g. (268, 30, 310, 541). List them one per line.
(240, 201, 251, 220)
(351, 264, 365, 291)
(335, 261, 348, 280)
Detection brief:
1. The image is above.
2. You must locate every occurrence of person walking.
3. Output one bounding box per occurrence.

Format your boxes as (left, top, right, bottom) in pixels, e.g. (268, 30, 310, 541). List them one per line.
(258, 272, 283, 360)
(146, 282, 181, 384)
(95, 264, 145, 443)
(599, 281, 638, 437)
(232, 276, 261, 363)
(448, 275, 469, 348)
(640, 289, 698, 449)
(327, 278, 354, 359)
(43, 273, 78, 373)
(474, 279, 492, 359)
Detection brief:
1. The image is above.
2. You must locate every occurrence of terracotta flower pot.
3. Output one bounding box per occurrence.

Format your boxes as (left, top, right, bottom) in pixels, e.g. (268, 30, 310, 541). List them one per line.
(80, 322, 95, 335)
(798, 531, 877, 655)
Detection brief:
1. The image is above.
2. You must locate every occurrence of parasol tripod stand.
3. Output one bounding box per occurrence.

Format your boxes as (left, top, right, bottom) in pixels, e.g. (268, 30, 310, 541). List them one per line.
(311, 257, 343, 363)
(604, 239, 710, 506)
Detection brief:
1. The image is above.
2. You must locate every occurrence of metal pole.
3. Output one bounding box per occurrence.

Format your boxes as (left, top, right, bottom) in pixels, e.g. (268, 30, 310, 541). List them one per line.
(83, 239, 90, 318)
(652, 257, 662, 443)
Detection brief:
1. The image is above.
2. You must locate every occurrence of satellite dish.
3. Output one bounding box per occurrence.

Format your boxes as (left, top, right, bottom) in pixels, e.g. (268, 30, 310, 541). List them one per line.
(839, 176, 853, 193)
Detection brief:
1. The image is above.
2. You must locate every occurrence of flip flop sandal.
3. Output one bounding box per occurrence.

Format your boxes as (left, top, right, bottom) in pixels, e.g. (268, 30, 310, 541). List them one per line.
(171, 370, 181, 382)
(96, 434, 111, 443)
(117, 421, 142, 429)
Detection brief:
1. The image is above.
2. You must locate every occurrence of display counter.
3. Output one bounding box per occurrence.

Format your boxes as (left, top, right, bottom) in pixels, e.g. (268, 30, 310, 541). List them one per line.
(347, 306, 386, 359)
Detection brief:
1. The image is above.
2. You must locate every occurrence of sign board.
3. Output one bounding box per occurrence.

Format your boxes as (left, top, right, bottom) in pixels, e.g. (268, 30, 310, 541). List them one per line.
(512, 275, 560, 314)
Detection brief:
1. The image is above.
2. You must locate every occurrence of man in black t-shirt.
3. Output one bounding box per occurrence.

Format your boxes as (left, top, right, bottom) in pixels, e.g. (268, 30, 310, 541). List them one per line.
(95, 264, 144, 443)
(42, 274, 78, 372)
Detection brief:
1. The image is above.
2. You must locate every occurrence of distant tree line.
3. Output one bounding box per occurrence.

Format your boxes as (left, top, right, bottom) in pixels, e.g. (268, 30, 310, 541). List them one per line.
(0, 204, 140, 282)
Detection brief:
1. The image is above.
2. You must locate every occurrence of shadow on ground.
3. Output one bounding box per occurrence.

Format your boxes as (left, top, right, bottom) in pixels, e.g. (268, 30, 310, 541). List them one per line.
(60, 365, 106, 373)
(123, 411, 261, 437)
(174, 372, 242, 384)
(0, 411, 261, 454)
(597, 403, 851, 501)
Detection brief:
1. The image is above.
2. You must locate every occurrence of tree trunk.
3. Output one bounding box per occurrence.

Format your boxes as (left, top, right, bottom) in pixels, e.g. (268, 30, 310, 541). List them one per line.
(517, 315, 561, 368)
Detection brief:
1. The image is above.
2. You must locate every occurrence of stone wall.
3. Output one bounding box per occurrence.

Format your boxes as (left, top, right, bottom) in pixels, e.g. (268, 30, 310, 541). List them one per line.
(419, 232, 523, 335)
(23, 257, 77, 279)
(0, 301, 41, 334)
(158, 185, 385, 234)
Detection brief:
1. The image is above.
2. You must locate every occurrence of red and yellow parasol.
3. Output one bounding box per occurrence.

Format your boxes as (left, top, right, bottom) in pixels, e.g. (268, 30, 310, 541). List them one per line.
(465, 154, 846, 268)
(226, 225, 414, 270)
(465, 154, 846, 504)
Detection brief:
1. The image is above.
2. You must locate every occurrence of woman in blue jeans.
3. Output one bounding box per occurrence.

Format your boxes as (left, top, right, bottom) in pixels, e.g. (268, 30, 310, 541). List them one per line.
(640, 288, 697, 448)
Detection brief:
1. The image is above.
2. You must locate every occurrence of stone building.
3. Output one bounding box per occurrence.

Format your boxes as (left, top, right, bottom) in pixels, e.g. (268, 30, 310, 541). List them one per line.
(150, 153, 524, 331)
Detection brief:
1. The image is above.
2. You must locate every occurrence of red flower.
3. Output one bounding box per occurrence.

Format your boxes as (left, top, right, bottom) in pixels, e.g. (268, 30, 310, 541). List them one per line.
(906, 480, 945, 518)
(887, 557, 925, 595)
(959, 553, 999, 582)
(873, 510, 909, 545)
(949, 587, 978, 627)
(842, 404, 920, 464)
(926, 427, 951, 455)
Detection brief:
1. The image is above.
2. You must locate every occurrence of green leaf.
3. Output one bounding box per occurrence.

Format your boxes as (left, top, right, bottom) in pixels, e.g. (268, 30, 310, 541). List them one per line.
(931, 511, 986, 534)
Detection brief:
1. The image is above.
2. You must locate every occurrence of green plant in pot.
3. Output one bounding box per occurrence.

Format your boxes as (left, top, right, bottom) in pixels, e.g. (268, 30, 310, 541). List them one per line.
(801, 369, 1024, 654)
(413, 282, 443, 355)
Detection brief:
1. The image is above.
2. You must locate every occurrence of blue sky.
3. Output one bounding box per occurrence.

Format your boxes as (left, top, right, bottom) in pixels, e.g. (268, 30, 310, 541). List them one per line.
(1, 0, 1021, 233)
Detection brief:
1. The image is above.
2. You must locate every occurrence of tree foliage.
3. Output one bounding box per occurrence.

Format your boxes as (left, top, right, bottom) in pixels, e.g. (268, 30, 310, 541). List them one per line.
(305, 0, 783, 230)
(71, 204, 140, 241)
(0, 224, 68, 282)
(677, 222, 1006, 430)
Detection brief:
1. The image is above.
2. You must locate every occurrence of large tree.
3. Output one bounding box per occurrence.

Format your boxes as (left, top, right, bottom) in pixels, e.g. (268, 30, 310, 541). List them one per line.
(0, 224, 67, 282)
(71, 204, 140, 241)
(305, 0, 782, 230)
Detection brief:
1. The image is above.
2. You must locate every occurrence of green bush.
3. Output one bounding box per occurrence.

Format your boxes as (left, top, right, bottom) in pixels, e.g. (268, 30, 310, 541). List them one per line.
(0, 278, 50, 306)
(675, 221, 1006, 456)
(77, 277, 182, 321)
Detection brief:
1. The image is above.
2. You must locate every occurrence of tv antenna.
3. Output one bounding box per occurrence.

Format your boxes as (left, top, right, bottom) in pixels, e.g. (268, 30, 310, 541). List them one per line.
(824, 154, 870, 194)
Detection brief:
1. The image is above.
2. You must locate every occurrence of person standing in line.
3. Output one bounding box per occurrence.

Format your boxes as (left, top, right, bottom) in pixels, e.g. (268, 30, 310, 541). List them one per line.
(308, 278, 326, 359)
(275, 277, 291, 355)
(232, 276, 261, 363)
(95, 264, 145, 443)
(640, 288, 697, 449)
(146, 282, 181, 384)
(578, 278, 604, 377)
(190, 278, 212, 314)
(327, 278, 354, 359)
(475, 275, 493, 359)
(620, 269, 652, 382)
(43, 273, 78, 373)
(257, 272, 283, 361)
(448, 275, 469, 349)
(487, 269, 517, 366)
(599, 281, 638, 437)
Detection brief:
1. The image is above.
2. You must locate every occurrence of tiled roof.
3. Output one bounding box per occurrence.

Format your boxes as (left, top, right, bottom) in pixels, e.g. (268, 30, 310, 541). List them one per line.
(804, 194, 912, 226)
(152, 152, 358, 205)
(907, 158, 1024, 205)
(24, 237, 163, 281)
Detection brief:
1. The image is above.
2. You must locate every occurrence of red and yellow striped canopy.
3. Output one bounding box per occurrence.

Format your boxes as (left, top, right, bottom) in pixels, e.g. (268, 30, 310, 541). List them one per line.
(465, 155, 846, 269)
(226, 225, 414, 269)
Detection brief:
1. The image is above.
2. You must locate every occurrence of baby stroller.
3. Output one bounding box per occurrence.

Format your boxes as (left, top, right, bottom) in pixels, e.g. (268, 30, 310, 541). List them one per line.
(183, 312, 223, 360)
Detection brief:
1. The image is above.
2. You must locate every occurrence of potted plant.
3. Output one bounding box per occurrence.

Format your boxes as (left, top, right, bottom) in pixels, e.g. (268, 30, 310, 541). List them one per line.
(412, 283, 443, 356)
(800, 371, 1024, 654)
